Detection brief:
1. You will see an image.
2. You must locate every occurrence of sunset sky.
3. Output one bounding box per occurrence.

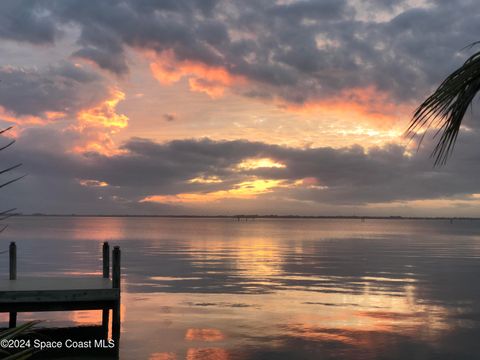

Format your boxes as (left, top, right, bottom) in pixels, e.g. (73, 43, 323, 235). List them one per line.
(1, 0, 480, 216)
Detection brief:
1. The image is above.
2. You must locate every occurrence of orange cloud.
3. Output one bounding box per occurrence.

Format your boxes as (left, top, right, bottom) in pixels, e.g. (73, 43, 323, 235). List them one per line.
(149, 50, 245, 98)
(71, 88, 129, 155)
(71, 135, 119, 155)
(0, 81, 128, 156)
(0, 106, 66, 126)
(77, 89, 128, 129)
(281, 86, 410, 130)
(293, 177, 328, 189)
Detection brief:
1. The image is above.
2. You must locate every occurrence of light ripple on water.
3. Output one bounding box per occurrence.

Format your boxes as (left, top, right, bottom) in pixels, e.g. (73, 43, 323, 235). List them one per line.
(1, 217, 480, 359)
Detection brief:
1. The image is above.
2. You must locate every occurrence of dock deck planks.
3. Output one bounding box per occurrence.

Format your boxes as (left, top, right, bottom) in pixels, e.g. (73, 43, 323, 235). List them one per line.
(0, 277, 113, 292)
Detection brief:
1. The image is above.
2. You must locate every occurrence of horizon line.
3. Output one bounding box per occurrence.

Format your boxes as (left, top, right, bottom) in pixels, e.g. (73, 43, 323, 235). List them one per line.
(11, 214, 480, 220)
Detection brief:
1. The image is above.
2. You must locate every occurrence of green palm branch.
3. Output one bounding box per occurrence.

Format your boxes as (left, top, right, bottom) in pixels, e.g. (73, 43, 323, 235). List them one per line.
(0, 127, 24, 235)
(407, 45, 480, 165)
(0, 321, 40, 359)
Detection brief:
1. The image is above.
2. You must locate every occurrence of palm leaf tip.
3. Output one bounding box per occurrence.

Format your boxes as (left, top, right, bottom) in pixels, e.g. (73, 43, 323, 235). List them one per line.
(407, 48, 480, 165)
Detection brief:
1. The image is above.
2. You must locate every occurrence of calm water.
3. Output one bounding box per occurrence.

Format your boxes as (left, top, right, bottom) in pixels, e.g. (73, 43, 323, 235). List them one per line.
(1, 217, 480, 359)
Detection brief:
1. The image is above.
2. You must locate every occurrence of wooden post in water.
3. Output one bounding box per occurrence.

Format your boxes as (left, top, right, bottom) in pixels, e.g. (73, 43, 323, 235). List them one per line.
(112, 246, 121, 345)
(9, 242, 16, 280)
(112, 246, 121, 290)
(102, 242, 110, 337)
(103, 242, 110, 278)
(9, 242, 17, 328)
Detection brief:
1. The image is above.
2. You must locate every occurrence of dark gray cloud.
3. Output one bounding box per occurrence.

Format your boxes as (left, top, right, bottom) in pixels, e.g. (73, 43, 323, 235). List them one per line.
(1, 0, 477, 103)
(0, 0, 59, 45)
(72, 48, 128, 76)
(163, 113, 176, 122)
(2, 127, 480, 214)
(0, 61, 108, 117)
(267, 0, 351, 21)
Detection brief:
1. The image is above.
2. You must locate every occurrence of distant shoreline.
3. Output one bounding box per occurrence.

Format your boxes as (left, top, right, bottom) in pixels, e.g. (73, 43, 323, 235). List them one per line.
(11, 214, 480, 220)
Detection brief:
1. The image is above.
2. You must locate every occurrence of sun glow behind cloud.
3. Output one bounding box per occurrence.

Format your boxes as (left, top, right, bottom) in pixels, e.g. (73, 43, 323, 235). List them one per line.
(281, 86, 409, 130)
(140, 176, 330, 206)
(78, 179, 109, 187)
(125, 52, 410, 152)
(188, 176, 223, 184)
(141, 179, 284, 204)
(236, 158, 286, 170)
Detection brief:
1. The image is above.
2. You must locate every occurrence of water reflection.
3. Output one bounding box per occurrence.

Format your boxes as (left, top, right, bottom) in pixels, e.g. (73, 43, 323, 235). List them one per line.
(70, 216, 128, 241)
(2, 217, 480, 359)
(150, 353, 177, 360)
(186, 348, 228, 360)
(185, 329, 225, 342)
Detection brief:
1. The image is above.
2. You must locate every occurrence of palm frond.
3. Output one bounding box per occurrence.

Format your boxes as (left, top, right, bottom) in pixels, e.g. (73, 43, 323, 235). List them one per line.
(0, 164, 22, 176)
(0, 139, 15, 152)
(0, 126, 12, 135)
(0, 321, 41, 341)
(0, 174, 26, 189)
(0, 321, 41, 360)
(0, 126, 24, 239)
(407, 48, 480, 165)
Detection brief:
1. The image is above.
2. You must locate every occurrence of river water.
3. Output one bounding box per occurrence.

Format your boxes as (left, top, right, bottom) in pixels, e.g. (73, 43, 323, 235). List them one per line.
(1, 217, 479, 359)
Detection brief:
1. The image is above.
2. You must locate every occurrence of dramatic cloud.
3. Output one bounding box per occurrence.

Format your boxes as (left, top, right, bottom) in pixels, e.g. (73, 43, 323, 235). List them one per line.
(0, 62, 107, 119)
(1, 0, 478, 108)
(0, 60, 128, 155)
(2, 127, 480, 215)
(0, 0, 58, 44)
(1, 0, 479, 215)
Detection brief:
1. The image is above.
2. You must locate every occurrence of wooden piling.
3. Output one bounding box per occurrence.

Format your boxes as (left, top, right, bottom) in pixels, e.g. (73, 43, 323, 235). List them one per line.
(112, 246, 121, 344)
(103, 242, 110, 279)
(112, 246, 121, 290)
(9, 242, 16, 280)
(102, 308, 110, 339)
(102, 242, 110, 337)
(9, 242, 17, 327)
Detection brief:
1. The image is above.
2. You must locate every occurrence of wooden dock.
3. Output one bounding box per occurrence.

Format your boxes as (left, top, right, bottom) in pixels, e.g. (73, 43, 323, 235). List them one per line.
(0, 241, 121, 344)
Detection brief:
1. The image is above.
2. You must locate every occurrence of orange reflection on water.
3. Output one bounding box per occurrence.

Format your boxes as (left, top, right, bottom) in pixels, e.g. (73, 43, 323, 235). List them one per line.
(149, 352, 177, 360)
(61, 271, 103, 276)
(236, 244, 283, 279)
(186, 348, 229, 360)
(70, 217, 126, 241)
(287, 323, 359, 345)
(110, 283, 453, 360)
(69, 304, 126, 339)
(185, 236, 285, 281)
(280, 282, 451, 347)
(185, 329, 225, 342)
(70, 310, 103, 325)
